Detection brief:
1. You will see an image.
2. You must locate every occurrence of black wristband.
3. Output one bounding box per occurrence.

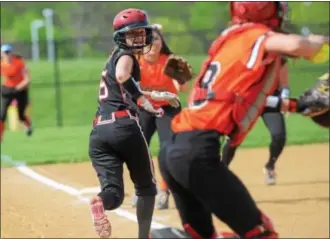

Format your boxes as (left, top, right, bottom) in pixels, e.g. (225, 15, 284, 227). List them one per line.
(122, 77, 143, 100)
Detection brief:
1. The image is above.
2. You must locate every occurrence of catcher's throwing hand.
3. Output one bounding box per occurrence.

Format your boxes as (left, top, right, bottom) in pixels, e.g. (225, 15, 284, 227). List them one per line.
(149, 90, 181, 108)
(138, 96, 165, 117)
(163, 54, 193, 85)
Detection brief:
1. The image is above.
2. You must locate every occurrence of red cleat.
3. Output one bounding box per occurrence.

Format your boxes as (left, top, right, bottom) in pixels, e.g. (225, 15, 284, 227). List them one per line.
(90, 196, 111, 238)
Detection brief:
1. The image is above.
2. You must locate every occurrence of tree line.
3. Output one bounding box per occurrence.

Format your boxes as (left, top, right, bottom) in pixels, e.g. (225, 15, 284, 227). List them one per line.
(1, 2, 329, 58)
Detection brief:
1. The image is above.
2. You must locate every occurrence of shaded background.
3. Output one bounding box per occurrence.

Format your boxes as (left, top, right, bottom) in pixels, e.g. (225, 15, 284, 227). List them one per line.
(1, 2, 329, 59)
(0, 1, 329, 163)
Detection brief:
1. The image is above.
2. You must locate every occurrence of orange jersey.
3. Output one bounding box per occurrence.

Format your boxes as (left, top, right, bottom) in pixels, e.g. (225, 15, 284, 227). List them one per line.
(172, 23, 281, 146)
(139, 54, 178, 107)
(1, 56, 27, 87)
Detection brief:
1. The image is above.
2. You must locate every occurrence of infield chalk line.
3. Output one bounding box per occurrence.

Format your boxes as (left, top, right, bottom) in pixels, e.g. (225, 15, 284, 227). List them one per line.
(79, 186, 102, 195)
(1, 155, 167, 230)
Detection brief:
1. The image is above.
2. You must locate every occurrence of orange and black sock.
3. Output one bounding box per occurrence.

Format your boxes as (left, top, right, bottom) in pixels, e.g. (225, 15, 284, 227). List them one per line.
(158, 177, 169, 192)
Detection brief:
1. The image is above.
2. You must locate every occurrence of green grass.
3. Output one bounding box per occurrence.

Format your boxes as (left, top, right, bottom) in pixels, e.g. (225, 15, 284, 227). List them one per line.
(1, 114, 328, 166)
(1, 56, 329, 166)
(25, 57, 329, 127)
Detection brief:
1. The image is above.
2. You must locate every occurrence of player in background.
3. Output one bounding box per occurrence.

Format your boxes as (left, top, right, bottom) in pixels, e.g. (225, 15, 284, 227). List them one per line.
(157, 2, 329, 238)
(88, 9, 179, 238)
(222, 57, 290, 185)
(1, 44, 33, 142)
(131, 24, 188, 210)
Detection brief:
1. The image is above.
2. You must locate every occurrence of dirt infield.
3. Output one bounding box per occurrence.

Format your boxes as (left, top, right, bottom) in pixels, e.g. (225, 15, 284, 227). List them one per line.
(1, 143, 329, 238)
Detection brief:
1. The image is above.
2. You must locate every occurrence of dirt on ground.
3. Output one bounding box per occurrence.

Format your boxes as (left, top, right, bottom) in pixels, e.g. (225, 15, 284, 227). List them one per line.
(1, 144, 329, 238)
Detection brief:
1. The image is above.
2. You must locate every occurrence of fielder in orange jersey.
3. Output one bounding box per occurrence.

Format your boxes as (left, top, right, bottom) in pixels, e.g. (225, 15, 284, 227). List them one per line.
(0, 44, 33, 142)
(155, 2, 329, 238)
(131, 25, 189, 210)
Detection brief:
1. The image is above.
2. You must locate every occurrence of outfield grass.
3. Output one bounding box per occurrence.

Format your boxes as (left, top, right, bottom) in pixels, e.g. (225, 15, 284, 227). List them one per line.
(1, 56, 329, 166)
(25, 56, 328, 127)
(1, 114, 328, 166)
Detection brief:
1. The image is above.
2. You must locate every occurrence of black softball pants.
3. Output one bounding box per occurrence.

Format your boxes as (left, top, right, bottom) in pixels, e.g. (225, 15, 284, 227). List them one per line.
(89, 112, 157, 210)
(1, 87, 30, 122)
(158, 130, 263, 238)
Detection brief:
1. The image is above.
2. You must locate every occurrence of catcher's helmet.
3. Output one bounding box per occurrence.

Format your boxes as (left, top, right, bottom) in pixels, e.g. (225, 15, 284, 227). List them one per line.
(230, 1, 289, 29)
(113, 8, 153, 50)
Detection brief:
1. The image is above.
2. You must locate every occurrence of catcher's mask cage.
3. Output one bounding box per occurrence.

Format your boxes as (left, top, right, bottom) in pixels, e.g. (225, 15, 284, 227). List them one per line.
(113, 9, 153, 51)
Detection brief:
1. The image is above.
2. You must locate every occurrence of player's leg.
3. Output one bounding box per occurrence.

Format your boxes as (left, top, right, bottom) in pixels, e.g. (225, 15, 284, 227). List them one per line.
(171, 130, 278, 238)
(157, 141, 217, 238)
(0, 93, 14, 142)
(15, 89, 33, 136)
(221, 137, 239, 167)
(88, 125, 125, 238)
(193, 153, 278, 238)
(138, 108, 157, 145)
(262, 111, 286, 185)
(131, 109, 156, 207)
(116, 117, 157, 238)
(154, 105, 181, 210)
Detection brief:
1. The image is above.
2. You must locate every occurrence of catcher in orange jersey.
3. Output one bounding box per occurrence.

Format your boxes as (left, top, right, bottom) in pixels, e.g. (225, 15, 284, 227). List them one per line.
(131, 25, 192, 210)
(153, 2, 329, 239)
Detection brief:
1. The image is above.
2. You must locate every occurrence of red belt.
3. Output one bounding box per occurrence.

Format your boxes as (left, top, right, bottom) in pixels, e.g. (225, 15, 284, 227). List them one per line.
(93, 110, 133, 126)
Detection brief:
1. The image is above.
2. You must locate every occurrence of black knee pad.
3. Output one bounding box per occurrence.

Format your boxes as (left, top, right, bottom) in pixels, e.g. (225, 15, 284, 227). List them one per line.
(98, 187, 124, 210)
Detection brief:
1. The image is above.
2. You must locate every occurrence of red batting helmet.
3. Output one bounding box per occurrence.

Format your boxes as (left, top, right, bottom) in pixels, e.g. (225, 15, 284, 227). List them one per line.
(113, 8, 153, 50)
(230, 1, 289, 29)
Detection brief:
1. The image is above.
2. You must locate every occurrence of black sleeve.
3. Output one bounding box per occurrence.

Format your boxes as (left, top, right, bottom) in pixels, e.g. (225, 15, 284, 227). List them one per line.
(105, 49, 142, 100)
(106, 50, 134, 74)
(106, 49, 140, 83)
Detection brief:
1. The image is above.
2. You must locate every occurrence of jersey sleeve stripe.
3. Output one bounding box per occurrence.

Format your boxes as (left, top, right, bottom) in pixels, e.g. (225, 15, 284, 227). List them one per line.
(246, 34, 267, 69)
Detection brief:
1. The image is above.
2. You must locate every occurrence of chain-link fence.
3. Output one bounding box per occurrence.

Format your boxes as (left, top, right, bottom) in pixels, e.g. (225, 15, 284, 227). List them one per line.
(7, 22, 329, 61)
(5, 22, 329, 128)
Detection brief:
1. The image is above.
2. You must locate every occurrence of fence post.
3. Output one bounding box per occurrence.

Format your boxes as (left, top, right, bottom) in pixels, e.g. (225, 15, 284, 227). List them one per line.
(53, 39, 63, 127)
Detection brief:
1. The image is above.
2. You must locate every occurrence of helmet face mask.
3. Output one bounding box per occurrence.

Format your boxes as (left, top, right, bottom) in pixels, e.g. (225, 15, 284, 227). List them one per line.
(112, 8, 153, 52)
(114, 26, 153, 52)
